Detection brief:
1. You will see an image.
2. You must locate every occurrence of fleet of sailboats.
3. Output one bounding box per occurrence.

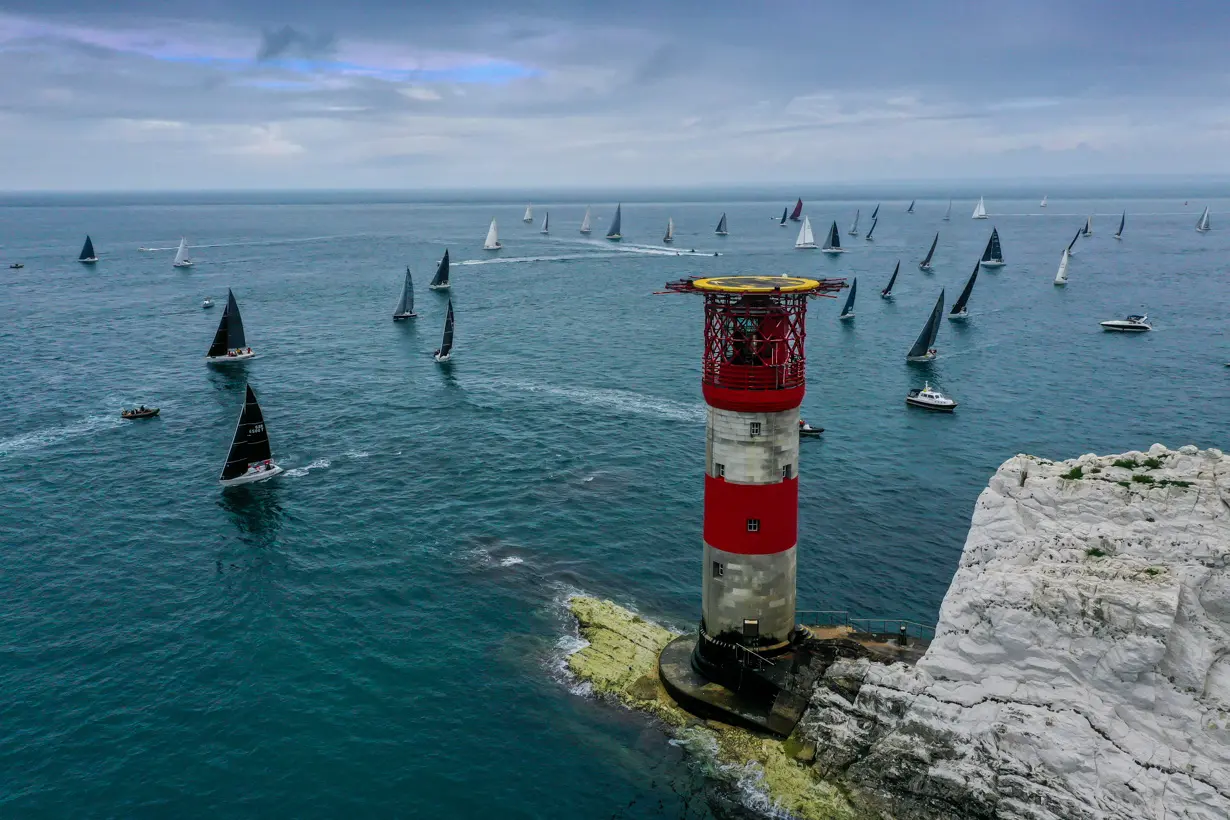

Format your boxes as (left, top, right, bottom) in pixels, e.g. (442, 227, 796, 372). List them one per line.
(663, 218, 675, 244)
(483, 219, 502, 250)
(606, 204, 622, 241)
(979, 228, 1005, 267)
(918, 232, 938, 271)
(948, 263, 979, 321)
(218, 385, 282, 486)
(78, 235, 97, 264)
(205, 289, 255, 363)
(972, 197, 987, 219)
(795, 215, 817, 249)
(434, 300, 455, 363)
(1114, 211, 1125, 240)
(715, 213, 728, 236)
(839, 278, 857, 321)
(880, 261, 899, 299)
(906, 290, 945, 362)
(580, 207, 592, 234)
(821, 221, 844, 254)
(847, 209, 860, 236)
(430, 250, 451, 290)
(1197, 207, 1211, 233)
(393, 268, 417, 320)
(172, 237, 193, 268)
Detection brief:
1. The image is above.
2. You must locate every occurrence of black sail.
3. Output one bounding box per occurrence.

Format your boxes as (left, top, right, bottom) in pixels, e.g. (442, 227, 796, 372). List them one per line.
(882, 260, 899, 295)
(1116, 211, 1125, 237)
(823, 221, 841, 249)
(920, 232, 938, 266)
(981, 228, 1003, 262)
(715, 213, 727, 234)
(871, 203, 880, 220)
(840, 278, 857, 316)
(907, 290, 945, 359)
(79, 235, 95, 260)
(606, 204, 622, 239)
(907, 200, 915, 213)
(430, 250, 450, 287)
(439, 300, 455, 357)
(951, 262, 979, 314)
(866, 217, 877, 239)
(395, 268, 414, 315)
(780, 207, 788, 225)
(1067, 229, 1081, 252)
(224, 289, 247, 349)
(220, 385, 274, 481)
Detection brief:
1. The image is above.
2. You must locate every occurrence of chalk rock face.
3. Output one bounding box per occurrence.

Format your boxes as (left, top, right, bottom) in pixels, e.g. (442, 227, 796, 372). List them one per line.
(800, 445, 1230, 820)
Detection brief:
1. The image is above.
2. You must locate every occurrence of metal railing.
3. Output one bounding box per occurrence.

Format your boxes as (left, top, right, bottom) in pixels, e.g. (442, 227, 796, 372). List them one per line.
(796, 610, 936, 643)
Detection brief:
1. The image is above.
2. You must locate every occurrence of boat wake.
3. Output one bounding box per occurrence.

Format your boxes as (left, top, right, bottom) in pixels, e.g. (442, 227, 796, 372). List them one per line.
(546, 583, 594, 697)
(457, 253, 625, 266)
(284, 457, 329, 477)
(136, 233, 375, 253)
(0, 414, 123, 459)
(487, 379, 705, 424)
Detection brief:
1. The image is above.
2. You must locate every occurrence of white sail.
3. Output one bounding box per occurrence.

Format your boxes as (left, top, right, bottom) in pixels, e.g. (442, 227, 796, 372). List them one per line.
(795, 216, 816, 249)
(580, 207, 592, 234)
(1041, 195, 1048, 208)
(523, 205, 533, 223)
(1054, 248, 1069, 285)
(173, 237, 188, 266)
(943, 200, 952, 221)
(848, 209, 859, 236)
(972, 197, 987, 219)
(1197, 207, 1210, 232)
(664, 217, 674, 243)
(541, 212, 549, 234)
(1084, 215, 1093, 235)
(484, 218, 501, 249)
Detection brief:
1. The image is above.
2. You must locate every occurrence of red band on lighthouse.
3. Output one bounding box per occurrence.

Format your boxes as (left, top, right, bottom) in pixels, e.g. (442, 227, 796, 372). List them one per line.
(703, 475, 798, 555)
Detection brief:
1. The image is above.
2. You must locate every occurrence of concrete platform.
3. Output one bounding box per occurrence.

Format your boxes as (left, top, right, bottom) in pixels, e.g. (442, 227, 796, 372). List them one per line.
(658, 634, 784, 734)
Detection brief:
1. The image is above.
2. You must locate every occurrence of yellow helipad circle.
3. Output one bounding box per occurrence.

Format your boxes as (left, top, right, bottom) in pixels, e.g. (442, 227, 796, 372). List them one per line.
(691, 275, 820, 293)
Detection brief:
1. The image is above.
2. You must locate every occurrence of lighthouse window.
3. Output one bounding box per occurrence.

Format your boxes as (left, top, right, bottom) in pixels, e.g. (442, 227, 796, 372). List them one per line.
(743, 619, 760, 638)
(713, 463, 725, 478)
(746, 519, 760, 533)
(749, 422, 762, 437)
(712, 561, 724, 579)
(782, 464, 793, 479)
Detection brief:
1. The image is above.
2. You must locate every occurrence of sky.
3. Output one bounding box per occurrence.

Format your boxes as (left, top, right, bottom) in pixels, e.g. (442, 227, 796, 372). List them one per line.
(1, 0, 1229, 190)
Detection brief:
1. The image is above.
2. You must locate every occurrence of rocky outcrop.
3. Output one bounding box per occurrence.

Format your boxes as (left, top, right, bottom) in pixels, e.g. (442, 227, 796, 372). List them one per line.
(799, 444, 1230, 820)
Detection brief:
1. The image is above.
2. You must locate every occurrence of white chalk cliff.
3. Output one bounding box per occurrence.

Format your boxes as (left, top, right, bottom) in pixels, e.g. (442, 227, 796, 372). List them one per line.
(801, 445, 1230, 820)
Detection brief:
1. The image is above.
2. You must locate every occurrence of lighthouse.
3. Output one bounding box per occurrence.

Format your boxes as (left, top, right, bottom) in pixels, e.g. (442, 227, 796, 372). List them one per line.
(660, 274, 845, 691)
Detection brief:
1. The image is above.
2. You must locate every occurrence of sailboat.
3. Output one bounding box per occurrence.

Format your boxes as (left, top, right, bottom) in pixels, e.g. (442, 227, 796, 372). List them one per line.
(789, 198, 803, 221)
(1040, 195, 1048, 208)
(870, 203, 880, 220)
(715, 213, 728, 235)
(942, 200, 952, 222)
(972, 197, 987, 219)
(918, 232, 939, 271)
(78, 235, 98, 264)
(218, 385, 283, 486)
(1196, 207, 1211, 233)
(393, 268, 417, 320)
(865, 218, 877, 241)
(606, 204, 622, 241)
(880, 261, 899, 299)
(434, 300, 455, 363)
(847, 209, 860, 236)
(483, 219, 502, 250)
(979, 227, 1005, 268)
(795, 216, 817, 249)
(821, 221, 844, 254)
(948, 262, 979, 321)
(205, 289, 255, 363)
(906, 290, 945, 362)
(906, 200, 915, 214)
(838, 278, 857, 321)
(1066, 228, 1082, 256)
(1114, 211, 1125, 240)
(1054, 248, 1070, 286)
(172, 237, 193, 268)
(1082, 215, 1093, 237)
(779, 206, 789, 226)
(541, 212, 550, 234)
(523, 205, 533, 223)
(430, 250, 451, 289)
(663, 218, 675, 244)
(580, 207, 592, 234)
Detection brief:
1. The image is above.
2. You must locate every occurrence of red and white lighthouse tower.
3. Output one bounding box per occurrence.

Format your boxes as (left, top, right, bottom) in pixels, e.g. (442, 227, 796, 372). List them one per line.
(664, 274, 844, 678)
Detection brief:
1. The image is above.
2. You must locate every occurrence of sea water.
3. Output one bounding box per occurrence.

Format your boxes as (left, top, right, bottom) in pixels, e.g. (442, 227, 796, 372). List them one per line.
(1, 189, 1226, 817)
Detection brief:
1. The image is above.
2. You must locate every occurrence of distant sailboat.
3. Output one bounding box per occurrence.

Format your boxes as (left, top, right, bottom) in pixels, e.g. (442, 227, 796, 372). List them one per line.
(484, 219, 502, 250)
(943, 200, 952, 222)
(715, 213, 728, 235)
(663, 218, 675, 244)
(218, 385, 283, 486)
(1082, 215, 1093, 237)
(779, 206, 789, 226)
(1040, 195, 1048, 208)
(1114, 211, 1125, 240)
(434, 300, 455, 363)
(77, 235, 98, 264)
(795, 216, 817, 249)
(172, 237, 193, 268)
(393, 267, 417, 320)
(880, 261, 899, 299)
(918, 232, 938, 271)
(972, 197, 987, 219)
(839, 278, 857, 320)
(1054, 248, 1070, 286)
(580, 207, 592, 234)
(541, 212, 550, 234)
(948, 262, 979, 321)
(523, 205, 533, 223)
(430, 250, 451, 289)
(205, 289, 255, 363)
(865, 217, 877, 241)
(870, 203, 880, 220)
(821, 221, 844, 254)
(906, 290, 945, 362)
(906, 200, 915, 214)
(847, 209, 860, 236)
(606, 204, 622, 241)
(789, 198, 803, 221)
(980, 228, 1005, 268)
(1197, 207, 1211, 233)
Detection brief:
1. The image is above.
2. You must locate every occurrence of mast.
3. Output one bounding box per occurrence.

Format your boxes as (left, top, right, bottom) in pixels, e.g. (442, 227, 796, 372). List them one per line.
(790, 198, 803, 221)
(919, 232, 938, 268)
(715, 213, 728, 235)
(822, 221, 841, 250)
(951, 262, 979, 315)
(438, 300, 455, 357)
(580, 207, 592, 234)
(795, 216, 816, 248)
(848, 209, 860, 236)
(430, 250, 451, 287)
(840, 278, 857, 317)
(484, 219, 501, 250)
(881, 261, 899, 297)
(907, 291, 945, 360)
(78, 235, 96, 261)
(1115, 211, 1125, 239)
(865, 217, 877, 240)
(606, 204, 622, 240)
(219, 385, 274, 482)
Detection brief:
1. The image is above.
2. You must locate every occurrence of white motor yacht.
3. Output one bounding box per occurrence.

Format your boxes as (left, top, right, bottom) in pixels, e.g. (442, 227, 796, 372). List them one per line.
(906, 382, 957, 411)
(1100, 314, 1151, 332)
(202, 298, 214, 309)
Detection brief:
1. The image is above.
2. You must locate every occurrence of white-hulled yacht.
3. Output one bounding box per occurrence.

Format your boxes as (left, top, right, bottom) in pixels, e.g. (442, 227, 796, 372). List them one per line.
(1100, 314, 1151, 332)
(906, 382, 957, 412)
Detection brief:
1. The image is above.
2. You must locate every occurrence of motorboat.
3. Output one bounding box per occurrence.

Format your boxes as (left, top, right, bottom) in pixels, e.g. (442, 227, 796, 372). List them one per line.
(202, 298, 214, 308)
(218, 385, 283, 486)
(798, 420, 824, 437)
(121, 406, 160, 420)
(1100, 314, 1151, 332)
(906, 382, 957, 412)
(9, 262, 22, 269)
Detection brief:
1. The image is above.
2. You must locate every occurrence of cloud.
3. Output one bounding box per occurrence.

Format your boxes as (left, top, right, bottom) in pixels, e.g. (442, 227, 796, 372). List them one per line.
(256, 25, 336, 62)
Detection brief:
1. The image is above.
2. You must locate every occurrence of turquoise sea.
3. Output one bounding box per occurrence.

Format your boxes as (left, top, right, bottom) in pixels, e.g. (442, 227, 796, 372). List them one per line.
(2, 187, 1226, 817)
